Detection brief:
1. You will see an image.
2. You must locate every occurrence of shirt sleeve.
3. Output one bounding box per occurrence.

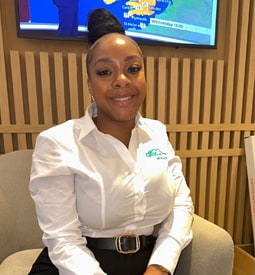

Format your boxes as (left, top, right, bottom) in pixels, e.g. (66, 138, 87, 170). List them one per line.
(148, 141, 194, 275)
(29, 134, 106, 275)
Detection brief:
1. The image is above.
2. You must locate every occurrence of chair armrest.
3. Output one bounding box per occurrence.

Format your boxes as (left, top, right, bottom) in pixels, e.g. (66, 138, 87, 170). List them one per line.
(0, 150, 43, 263)
(174, 214, 234, 275)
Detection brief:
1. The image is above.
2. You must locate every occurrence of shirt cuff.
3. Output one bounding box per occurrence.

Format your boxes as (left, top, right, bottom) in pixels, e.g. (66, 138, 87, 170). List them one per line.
(148, 238, 183, 275)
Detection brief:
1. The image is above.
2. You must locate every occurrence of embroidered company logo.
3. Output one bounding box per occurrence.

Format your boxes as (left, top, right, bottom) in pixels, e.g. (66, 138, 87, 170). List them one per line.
(146, 149, 167, 160)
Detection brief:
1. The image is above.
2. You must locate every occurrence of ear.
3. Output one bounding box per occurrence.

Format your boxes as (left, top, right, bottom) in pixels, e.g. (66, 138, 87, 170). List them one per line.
(87, 78, 95, 102)
(87, 78, 93, 96)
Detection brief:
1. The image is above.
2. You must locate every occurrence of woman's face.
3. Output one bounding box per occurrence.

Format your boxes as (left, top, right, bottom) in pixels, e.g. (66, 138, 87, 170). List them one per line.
(87, 35, 146, 124)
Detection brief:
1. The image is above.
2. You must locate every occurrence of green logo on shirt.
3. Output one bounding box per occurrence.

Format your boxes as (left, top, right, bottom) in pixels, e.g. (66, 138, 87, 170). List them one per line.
(146, 149, 167, 159)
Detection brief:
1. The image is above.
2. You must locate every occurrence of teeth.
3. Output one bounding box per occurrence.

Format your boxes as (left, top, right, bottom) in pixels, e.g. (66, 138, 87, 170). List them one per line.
(113, 96, 132, 101)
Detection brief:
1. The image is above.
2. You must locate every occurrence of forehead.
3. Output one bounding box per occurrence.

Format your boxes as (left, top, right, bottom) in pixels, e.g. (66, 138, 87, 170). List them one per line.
(88, 34, 143, 64)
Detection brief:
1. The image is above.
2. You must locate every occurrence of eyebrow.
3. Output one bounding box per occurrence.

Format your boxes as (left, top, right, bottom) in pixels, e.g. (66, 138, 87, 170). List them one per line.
(94, 55, 142, 66)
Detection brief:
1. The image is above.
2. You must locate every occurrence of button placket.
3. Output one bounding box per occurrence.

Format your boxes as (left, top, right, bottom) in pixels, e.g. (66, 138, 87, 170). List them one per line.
(133, 171, 146, 220)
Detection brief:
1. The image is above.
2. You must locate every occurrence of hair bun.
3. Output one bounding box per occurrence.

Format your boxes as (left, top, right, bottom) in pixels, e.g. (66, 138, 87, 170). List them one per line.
(87, 8, 125, 46)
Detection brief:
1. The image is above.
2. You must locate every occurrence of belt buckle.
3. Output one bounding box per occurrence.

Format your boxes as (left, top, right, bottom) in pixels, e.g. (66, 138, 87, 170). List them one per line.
(115, 233, 140, 254)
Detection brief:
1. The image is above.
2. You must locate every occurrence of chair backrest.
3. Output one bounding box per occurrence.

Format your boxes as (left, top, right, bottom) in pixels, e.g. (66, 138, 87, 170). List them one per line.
(0, 150, 43, 263)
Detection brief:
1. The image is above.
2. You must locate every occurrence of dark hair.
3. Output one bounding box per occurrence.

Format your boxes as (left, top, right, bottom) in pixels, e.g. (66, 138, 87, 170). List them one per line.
(87, 8, 125, 46)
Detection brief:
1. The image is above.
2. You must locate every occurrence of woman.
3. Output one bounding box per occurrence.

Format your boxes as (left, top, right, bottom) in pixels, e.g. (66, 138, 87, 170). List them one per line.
(29, 9, 193, 275)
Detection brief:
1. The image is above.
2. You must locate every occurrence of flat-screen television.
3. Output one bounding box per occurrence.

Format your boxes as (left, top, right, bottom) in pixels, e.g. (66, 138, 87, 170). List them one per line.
(15, 0, 219, 48)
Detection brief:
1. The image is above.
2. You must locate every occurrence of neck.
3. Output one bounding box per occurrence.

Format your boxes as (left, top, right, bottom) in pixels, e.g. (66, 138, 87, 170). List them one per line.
(93, 116, 135, 147)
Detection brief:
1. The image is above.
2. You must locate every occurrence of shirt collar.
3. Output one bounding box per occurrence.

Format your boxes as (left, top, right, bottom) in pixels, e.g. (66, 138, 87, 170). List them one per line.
(77, 103, 97, 140)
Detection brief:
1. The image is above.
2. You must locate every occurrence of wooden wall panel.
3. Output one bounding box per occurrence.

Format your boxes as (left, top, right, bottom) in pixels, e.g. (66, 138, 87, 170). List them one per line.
(0, 0, 255, 245)
(54, 52, 67, 124)
(25, 51, 39, 147)
(0, 55, 255, 245)
(0, 6, 13, 152)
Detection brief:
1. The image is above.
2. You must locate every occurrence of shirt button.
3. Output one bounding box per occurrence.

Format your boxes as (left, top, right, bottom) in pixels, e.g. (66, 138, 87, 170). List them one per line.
(137, 192, 144, 198)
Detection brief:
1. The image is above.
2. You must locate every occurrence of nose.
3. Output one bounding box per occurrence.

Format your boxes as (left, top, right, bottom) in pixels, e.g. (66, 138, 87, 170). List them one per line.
(112, 72, 131, 88)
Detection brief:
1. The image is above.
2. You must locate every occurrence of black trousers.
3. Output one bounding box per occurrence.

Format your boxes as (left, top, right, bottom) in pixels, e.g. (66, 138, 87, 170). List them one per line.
(29, 246, 153, 275)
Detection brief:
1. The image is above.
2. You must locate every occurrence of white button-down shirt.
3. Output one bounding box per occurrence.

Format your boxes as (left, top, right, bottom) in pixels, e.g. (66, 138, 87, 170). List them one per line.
(30, 103, 193, 275)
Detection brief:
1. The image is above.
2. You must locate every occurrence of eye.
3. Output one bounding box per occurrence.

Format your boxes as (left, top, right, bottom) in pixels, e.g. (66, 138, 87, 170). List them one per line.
(96, 69, 112, 77)
(128, 64, 142, 74)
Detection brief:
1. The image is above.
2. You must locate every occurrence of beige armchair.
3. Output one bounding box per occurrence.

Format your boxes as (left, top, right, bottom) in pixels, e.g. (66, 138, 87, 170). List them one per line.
(0, 150, 234, 274)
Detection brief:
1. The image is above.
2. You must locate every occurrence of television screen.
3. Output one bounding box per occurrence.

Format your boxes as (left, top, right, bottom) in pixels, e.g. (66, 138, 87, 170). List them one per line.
(15, 0, 218, 48)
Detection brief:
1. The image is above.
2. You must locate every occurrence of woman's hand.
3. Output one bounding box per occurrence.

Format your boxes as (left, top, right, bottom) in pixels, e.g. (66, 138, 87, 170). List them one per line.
(143, 265, 169, 275)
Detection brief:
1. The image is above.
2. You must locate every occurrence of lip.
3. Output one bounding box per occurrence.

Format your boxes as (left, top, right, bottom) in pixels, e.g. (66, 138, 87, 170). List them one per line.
(112, 95, 134, 102)
(110, 94, 138, 105)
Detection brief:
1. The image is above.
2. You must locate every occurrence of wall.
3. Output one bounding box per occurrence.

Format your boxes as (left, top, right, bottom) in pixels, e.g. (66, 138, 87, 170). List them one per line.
(0, 0, 255, 245)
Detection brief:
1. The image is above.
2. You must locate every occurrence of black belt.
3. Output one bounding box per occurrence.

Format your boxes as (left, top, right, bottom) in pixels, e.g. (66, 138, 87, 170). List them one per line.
(86, 233, 156, 254)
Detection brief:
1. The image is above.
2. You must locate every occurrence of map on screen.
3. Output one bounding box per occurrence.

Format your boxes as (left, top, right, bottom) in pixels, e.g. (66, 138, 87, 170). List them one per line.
(17, 0, 218, 47)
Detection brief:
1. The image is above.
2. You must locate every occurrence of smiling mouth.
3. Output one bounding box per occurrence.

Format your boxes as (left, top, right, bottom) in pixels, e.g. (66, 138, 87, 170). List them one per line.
(112, 95, 134, 102)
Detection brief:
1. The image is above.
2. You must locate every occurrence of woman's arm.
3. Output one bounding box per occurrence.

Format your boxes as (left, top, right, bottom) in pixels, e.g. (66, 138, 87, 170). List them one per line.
(148, 142, 194, 275)
(30, 134, 106, 275)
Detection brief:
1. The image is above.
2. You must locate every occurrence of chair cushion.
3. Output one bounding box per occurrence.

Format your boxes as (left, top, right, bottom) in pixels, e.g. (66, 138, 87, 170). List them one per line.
(0, 249, 42, 275)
